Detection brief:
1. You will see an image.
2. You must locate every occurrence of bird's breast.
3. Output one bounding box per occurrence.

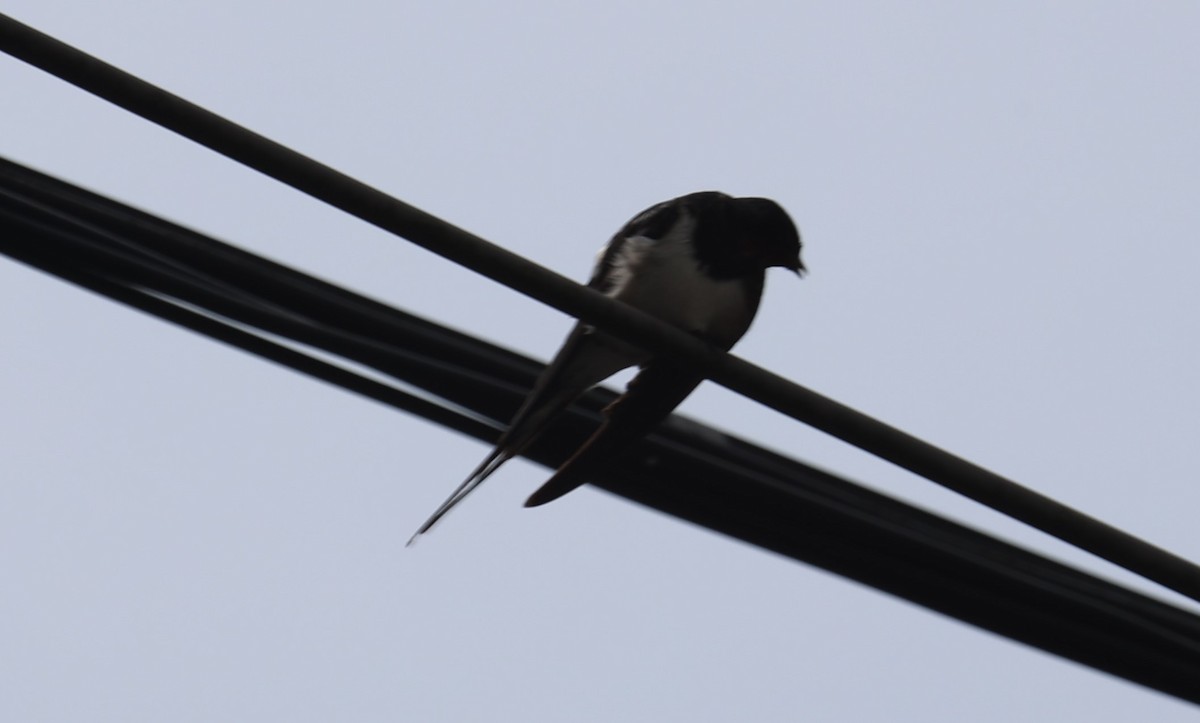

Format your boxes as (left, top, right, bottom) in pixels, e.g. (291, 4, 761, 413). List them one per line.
(606, 233, 756, 349)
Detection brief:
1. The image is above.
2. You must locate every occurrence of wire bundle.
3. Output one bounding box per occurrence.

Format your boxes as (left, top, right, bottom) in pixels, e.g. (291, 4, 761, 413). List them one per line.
(2, 156, 1199, 702)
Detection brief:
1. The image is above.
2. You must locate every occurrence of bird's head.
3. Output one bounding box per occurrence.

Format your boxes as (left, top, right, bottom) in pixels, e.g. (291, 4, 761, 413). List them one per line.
(731, 196, 805, 277)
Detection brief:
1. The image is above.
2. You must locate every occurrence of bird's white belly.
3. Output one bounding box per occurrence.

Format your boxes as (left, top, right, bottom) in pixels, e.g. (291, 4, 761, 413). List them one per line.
(605, 232, 753, 347)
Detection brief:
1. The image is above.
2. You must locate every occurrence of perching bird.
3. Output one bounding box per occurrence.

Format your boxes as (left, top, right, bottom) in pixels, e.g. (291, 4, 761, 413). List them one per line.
(408, 191, 803, 543)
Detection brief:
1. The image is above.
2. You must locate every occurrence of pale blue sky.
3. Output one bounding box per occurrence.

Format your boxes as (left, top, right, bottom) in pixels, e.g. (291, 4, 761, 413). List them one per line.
(1, 3, 1198, 720)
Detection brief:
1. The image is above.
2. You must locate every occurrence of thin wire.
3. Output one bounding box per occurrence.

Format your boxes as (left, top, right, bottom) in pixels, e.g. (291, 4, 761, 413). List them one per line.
(2, 13, 1199, 602)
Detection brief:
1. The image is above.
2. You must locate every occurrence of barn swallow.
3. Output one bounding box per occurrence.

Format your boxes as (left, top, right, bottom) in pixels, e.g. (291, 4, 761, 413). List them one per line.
(408, 191, 803, 543)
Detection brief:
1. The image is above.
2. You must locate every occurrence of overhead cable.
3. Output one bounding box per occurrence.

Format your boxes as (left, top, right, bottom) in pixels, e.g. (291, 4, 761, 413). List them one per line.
(2, 156, 1200, 703)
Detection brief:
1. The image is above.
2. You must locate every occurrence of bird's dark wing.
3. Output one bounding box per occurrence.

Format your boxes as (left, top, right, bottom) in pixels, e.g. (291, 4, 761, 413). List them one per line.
(523, 361, 704, 507)
(407, 324, 638, 542)
(586, 197, 681, 291)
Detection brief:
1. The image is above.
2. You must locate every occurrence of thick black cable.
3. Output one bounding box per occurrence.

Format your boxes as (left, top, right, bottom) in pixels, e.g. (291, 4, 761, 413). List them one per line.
(6, 250, 492, 441)
(3, 172, 1180, 635)
(0, 158, 520, 382)
(3, 157, 1200, 702)
(3, 15, 1197, 602)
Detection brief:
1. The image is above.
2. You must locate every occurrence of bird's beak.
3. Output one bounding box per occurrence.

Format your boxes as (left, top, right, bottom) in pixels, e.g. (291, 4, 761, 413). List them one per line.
(764, 249, 805, 277)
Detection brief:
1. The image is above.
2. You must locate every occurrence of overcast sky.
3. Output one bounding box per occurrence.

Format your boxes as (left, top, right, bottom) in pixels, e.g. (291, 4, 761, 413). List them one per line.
(2, 2, 1199, 721)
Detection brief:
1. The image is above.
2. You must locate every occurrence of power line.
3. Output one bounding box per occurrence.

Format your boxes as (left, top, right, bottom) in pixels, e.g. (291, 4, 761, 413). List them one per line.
(2, 155, 1200, 703)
